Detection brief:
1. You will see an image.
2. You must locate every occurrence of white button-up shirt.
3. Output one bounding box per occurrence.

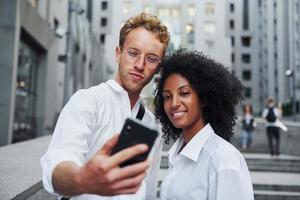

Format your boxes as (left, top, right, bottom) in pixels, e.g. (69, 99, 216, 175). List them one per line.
(40, 80, 161, 200)
(160, 124, 254, 200)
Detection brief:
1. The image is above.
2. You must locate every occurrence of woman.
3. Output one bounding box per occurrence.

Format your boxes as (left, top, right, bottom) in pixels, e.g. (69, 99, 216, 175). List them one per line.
(154, 49, 254, 200)
(240, 104, 256, 150)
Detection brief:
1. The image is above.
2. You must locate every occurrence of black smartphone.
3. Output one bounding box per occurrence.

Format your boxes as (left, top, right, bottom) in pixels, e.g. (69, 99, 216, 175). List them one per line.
(111, 118, 158, 167)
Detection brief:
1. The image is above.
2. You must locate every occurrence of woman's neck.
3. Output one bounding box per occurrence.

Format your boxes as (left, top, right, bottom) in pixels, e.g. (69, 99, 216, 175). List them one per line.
(183, 121, 206, 143)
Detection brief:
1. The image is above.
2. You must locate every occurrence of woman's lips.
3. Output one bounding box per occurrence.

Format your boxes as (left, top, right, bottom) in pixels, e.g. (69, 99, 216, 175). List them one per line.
(171, 111, 186, 119)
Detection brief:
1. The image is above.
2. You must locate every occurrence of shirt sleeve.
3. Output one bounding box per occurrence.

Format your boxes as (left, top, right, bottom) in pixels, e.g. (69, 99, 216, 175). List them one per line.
(40, 90, 98, 196)
(209, 168, 254, 200)
(145, 129, 163, 200)
(262, 108, 267, 118)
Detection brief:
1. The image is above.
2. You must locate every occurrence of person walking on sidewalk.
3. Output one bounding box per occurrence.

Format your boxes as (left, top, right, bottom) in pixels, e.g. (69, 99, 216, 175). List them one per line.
(154, 49, 254, 200)
(262, 98, 281, 156)
(240, 104, 256, 150)
(40, 12, 170, 200)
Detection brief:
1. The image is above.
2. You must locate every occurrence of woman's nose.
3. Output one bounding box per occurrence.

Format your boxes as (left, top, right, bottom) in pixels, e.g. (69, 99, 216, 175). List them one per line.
(171, 96, 180, 108)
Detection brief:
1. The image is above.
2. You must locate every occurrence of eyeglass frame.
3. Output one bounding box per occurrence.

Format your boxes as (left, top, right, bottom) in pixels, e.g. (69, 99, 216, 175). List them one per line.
(121, 47, 162, 67)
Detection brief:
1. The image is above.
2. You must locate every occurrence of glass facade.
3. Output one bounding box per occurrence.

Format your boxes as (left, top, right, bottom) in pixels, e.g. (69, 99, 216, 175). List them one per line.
(13, 40, 38, 143)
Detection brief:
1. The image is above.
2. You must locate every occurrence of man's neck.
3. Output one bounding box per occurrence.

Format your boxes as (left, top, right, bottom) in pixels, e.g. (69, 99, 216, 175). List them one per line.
(128, 92, 140, 109)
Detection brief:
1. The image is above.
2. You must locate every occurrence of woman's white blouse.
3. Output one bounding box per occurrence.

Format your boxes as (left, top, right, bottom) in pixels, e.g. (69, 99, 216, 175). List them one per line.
(160, 124, 254, 200)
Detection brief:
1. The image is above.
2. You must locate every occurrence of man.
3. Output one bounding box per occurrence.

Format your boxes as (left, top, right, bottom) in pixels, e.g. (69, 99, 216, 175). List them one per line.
(40, 12, 170, 200)
(262, 98, 281, 156)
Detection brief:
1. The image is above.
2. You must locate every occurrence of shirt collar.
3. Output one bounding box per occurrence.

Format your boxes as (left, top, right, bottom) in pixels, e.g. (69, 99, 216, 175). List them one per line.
(106, 79, 127, 94)
(106, 79, 143, 112)
(168, 123, 214, 162)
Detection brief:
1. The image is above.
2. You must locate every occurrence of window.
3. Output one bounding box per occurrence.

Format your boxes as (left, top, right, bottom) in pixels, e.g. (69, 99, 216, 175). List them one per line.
(231, 53, 235, 63)
(172, 8, 179, 17)
(244, 87, 252, 98)
(204, 21, 215, 34)
(158, 8, 170, 17)
(100, 34, 105, 44)
(101, 1, 108, 10)
(54, 18, 59, 30)
(185, 24, 193, 33)
(187, 6, 196, 16)
(205, 3, 215, 15)
(13, 40, 39, 142)
(143, 5, 151, 13)
(242, 70, 252, 80)
(229, 20, 235, 29)
(101, 17, 107, 27)
(242, 54, 251, 63)
(230, 3, 234, 12)
(242, 37, 251, 47)
(231, 36, 235, 47)
(188, 32, 195, 44)
(123, 1, 133, 14)
(28, 0, 39, 8)
(243, 0, 249, 30)
(206, 40, 215, 48)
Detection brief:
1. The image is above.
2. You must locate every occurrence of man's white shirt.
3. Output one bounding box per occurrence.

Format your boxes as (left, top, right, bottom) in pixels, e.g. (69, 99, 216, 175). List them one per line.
(160, 124, 254, 200)
(40, 80, 161, 200)
(262, 107, 280, 127)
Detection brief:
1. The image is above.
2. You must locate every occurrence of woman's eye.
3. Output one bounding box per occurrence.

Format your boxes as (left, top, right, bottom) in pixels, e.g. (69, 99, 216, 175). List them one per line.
(162, 95, 170, 101)
(180, 91, 190, 96)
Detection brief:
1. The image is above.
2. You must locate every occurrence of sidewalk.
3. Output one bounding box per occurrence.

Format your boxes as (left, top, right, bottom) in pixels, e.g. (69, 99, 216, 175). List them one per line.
(0, 135, 54, 200)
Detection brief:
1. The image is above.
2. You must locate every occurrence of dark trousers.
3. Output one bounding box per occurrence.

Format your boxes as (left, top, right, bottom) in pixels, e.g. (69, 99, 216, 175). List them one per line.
(266, 126, 280, 155)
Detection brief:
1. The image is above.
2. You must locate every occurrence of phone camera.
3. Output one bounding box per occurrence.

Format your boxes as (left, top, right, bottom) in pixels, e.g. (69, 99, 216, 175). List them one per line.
(126, 125, 132, 130)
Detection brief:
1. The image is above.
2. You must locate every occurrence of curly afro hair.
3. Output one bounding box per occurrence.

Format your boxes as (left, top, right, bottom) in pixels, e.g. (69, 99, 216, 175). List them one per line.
(154, 49, 243, 143)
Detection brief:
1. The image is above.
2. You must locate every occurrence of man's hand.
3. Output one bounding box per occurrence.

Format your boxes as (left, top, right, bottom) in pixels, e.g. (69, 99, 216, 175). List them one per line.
(52, 135, 151, 196)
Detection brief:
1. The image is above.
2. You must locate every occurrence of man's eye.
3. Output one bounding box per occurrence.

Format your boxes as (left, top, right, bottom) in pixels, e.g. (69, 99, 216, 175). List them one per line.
(147, 56, 160, 63)
(128, 51, 139, 57)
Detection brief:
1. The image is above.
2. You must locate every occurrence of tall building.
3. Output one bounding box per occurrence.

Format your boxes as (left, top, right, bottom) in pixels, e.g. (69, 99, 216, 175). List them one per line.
(226, 0, 261, 113)
(149, 0, 231, 66)
(89, 0, 148, 81)
(195, 0, 232, 67)
(0, 0, 102, 146)
(226, 0, 300, 114)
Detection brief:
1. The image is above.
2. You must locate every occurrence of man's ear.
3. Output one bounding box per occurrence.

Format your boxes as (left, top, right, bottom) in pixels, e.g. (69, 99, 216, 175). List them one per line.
(115, 46, 121, 63)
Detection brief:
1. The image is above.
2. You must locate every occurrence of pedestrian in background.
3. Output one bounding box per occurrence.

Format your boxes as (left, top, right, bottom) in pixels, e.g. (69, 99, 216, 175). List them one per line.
(154, 49, 254, 200)
(40, 12, 170, 200)
(240, 104, 256, 150)
(262, 98, 281, 156)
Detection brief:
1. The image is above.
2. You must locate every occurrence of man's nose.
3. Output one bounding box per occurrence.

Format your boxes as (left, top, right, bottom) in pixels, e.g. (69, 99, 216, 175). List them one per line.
(134, 55, 146, 70)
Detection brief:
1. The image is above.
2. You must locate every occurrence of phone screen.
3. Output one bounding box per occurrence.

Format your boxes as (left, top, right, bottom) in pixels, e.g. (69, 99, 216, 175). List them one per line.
(111, 118, 158, 167)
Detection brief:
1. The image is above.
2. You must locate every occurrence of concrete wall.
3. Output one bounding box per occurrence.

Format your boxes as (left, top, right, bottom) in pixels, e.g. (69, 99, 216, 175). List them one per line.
(0, 0, 20, 145)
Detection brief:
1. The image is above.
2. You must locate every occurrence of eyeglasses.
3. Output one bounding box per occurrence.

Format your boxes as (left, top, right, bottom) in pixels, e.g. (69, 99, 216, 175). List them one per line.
(122, 48, 161, 67)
